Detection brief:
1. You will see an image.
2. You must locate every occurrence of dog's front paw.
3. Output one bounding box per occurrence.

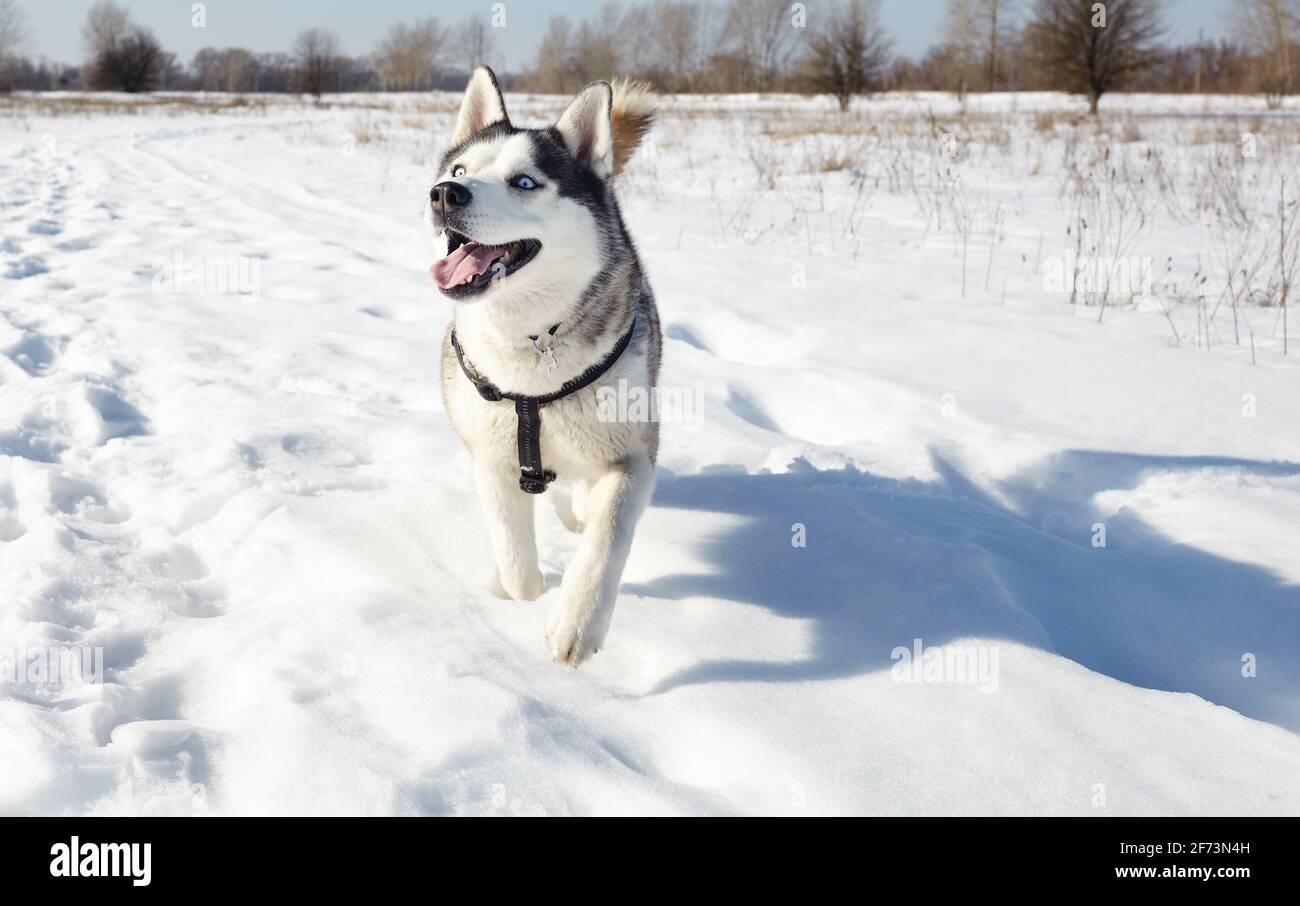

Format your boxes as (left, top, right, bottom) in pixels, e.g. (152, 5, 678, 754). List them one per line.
(545, 599, 612, 666)
(498, 567, 544, 602)
(543, 608, 595, 665)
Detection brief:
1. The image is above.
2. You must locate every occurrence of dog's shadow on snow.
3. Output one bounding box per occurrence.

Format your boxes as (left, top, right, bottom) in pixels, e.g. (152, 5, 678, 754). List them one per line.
(625, 452, 1300, 733)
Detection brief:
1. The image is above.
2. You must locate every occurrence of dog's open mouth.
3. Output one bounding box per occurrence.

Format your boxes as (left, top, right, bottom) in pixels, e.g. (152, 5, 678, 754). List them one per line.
(431, 229, 541, 296)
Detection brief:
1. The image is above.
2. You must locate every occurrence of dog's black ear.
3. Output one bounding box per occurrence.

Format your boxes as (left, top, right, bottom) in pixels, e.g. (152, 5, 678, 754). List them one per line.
(450, 66, 509, 146)
(554, 81, 614, 179)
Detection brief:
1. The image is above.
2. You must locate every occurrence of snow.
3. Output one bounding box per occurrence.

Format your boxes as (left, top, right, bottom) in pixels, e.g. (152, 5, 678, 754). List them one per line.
(1, 90, 1298, 816)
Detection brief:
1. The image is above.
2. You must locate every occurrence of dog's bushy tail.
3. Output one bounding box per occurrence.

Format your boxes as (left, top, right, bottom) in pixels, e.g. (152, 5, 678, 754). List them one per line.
(610, 78, 656, 177)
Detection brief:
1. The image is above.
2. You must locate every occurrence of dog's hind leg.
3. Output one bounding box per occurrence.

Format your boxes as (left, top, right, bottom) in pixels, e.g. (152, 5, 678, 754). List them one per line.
(475, 459, 544, 601)
(551, 481, 587, 534)
(546, 454, 654, 665)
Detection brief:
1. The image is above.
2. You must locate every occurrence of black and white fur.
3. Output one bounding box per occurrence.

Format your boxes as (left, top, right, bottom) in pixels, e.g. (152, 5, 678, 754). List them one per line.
(429, 67, 661, 666)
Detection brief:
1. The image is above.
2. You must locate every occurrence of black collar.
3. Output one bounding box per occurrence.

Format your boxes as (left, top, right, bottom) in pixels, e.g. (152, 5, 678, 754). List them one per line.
(450, 318, 637, 494)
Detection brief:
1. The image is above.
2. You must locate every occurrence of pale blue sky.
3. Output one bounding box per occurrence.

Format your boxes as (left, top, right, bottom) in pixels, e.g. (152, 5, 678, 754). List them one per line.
(19, 0, 1237, 69)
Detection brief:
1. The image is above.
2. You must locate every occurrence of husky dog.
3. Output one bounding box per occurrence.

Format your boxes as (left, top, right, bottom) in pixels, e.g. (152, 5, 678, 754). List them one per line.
(428, 66, 661, 665)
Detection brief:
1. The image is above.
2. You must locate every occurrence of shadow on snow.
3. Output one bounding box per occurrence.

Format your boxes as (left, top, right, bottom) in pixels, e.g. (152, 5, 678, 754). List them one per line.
(628, 451, 1300, 733)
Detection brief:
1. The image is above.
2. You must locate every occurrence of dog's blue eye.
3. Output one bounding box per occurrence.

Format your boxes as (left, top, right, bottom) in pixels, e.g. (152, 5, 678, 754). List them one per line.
(511, 175, 539, 190)
(452, 165, 466, 177)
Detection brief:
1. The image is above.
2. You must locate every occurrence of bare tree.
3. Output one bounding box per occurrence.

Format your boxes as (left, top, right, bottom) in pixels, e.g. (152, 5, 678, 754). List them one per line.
(944, 0, 981, 98)
(374, 19, 445, 90)
(1026, 0, 1164, 114)
(984, 0, 1018, 89)
(723, 0, 799, 91)
(87, 27, 166, 91)
(226, 48, 258, 92)
(294, 28, 341, 99)
(573, 2, 626, 82)
(452, 16, 496, 73)
(0, 0, 26, 58)
(647, 0, 728, 90)
(650, 0, 718, 91)
(192, 47, 223, 90)
(805, 0, 892, 110)
(1233, 0, 1300, 108)
(81, 0, 130, 58)
(79, 0, 166, 92)
(193, 47, 259, 92)
(0, 0, 29, 91)
(533, 16, 580, 92)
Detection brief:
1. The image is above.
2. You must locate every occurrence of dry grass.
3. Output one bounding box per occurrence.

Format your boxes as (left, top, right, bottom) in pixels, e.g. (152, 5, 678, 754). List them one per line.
(7, 89, 1298, 339)
(0, 91, 469, 120)
(349, 114, 383, 145)
(0, 93, 273, 118)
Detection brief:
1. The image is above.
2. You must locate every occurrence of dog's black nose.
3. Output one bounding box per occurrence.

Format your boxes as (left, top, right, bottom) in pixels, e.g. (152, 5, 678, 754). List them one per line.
(430, 181, 471, 211)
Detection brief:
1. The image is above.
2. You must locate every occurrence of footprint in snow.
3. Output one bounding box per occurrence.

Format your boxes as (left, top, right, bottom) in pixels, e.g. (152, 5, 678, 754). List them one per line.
(4, 333, 60, 376)
(45, 473, 130, 523)
(89, 675, 187, 747)
(0, 426, 66, 463)
(0, 515, 27, 542)
(4, 256, 48, 279)
(85, 386, 150, 443)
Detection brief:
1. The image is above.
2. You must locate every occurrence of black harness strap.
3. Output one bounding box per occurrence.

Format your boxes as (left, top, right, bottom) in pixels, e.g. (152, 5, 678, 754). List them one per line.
(450, 318, 637, 494)
(514, 397, 546, 492)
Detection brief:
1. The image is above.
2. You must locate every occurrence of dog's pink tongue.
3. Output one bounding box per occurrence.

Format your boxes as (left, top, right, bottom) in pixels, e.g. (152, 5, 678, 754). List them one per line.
(430, 241, 503, 290)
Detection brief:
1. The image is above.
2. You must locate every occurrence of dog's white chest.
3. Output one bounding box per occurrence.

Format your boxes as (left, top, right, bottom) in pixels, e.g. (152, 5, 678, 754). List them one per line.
(442, 337, 652, 483)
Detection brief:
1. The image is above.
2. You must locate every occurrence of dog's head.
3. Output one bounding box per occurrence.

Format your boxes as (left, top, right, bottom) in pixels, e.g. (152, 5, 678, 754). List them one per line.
(426, 66, 654, 303)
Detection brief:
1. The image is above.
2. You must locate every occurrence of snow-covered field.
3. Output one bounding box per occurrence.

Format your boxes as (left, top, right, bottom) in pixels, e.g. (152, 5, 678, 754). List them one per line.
(1, 90, 1298, 816)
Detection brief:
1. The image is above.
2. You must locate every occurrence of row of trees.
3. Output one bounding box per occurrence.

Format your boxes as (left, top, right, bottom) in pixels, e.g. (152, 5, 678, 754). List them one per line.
(520, 0, 1300, 112)
(1, 0, 1299, 113)
(0, 0, 498, 96)
(925, 0, 1300, 109)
